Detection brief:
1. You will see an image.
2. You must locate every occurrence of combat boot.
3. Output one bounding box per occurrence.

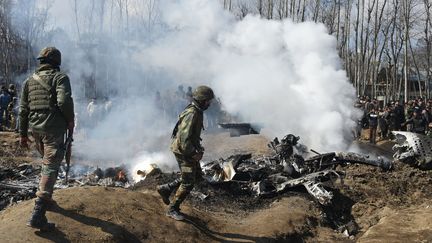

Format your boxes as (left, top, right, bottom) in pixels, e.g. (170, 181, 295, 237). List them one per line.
(157, 179, 181, 205)
(166, 206, 184, 221)
(27, 198, 55, 231)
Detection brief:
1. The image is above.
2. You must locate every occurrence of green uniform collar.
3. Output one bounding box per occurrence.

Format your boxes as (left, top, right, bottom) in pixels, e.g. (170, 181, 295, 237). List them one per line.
(37, 64, 59, 72)
(192, 100, 205, 112)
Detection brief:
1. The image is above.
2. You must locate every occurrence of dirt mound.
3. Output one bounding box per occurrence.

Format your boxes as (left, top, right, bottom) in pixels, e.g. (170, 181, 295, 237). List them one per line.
(337, 160, 432, 236)
(0, 186, 318, 242)
(357, 204, 432, 242)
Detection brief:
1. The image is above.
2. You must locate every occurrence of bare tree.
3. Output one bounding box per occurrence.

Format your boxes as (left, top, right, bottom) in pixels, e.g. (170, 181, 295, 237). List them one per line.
(423, 0, 431, 98)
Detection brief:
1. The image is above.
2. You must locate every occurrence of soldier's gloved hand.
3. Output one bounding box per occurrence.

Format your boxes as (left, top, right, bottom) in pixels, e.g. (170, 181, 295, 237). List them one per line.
(20, 136, 29, 148)
(192, 152, 204, 162)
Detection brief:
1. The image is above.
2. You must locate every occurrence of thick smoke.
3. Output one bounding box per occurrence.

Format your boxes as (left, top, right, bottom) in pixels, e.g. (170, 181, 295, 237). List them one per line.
(12, 0, 360, 174)
(138, 0, 360, 151)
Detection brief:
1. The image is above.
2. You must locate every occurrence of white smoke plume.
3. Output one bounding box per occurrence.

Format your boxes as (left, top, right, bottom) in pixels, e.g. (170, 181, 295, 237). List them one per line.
(138, 0, 360, 151)
(11, 0, 360, 173)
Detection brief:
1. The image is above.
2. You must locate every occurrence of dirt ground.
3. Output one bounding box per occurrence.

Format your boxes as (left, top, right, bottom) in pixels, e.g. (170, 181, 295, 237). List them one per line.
(1, 131, 432, 242)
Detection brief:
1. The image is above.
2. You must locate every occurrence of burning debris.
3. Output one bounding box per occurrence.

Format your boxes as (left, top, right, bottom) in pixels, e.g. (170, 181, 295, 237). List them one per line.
(200, 134, 392, 205)
(136, 163, 162, 180)
(0, 163, 135, 211)
(58, 165, 132, 188)
(392, 131, 432, 170)
(0, 133, 395, 212)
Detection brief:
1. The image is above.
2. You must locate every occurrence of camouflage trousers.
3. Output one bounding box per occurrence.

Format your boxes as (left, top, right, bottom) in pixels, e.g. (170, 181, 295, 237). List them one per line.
(33, 131, 65, 201)
(170, 153, 202, 209)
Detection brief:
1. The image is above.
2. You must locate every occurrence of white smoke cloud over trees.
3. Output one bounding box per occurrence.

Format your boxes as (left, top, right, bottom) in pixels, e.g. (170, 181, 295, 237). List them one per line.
(10, 0, 360, 168)
(139, 0, 360, 151)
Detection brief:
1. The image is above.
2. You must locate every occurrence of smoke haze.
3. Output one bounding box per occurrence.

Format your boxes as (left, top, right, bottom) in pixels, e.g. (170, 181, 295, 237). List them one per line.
(139, 0, 360, 151)
(11, 0, 361, 173)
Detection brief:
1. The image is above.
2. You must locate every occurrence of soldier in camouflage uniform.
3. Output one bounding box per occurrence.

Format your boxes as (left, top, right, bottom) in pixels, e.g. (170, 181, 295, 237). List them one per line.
(19, 47, 74, 231)
(157, 85, 214, 221)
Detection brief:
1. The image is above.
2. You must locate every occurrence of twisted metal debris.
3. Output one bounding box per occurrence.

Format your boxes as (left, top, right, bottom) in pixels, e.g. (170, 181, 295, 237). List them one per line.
(201, 134, 392, 205)
(392, 131, 432, 169)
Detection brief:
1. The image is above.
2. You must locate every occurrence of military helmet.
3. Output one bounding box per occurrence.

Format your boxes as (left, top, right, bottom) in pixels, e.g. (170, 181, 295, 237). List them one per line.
(281, 134, 300, 146)
(37, 47, 61, 66)
(192, 85, 214, 101)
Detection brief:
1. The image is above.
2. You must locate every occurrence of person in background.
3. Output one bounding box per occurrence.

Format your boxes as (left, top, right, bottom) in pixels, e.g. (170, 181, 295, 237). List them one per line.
(378, 108, 389, 140)
(8, 84, 17, 98)
(186, 86, 193, 102)
(7, 97, 19, 132)
(393, 101, 405, 131)
(368, 108, 379, 144)
(404, 109, 427, 134)
(0, 86, 11, 130)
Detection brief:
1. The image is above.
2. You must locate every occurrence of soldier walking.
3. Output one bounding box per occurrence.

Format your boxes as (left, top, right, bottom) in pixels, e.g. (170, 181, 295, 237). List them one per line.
(19, 47, 74, 231)
(157, 85, 214, 221)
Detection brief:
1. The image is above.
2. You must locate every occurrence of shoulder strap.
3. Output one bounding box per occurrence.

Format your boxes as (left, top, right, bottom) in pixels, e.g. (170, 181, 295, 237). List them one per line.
(32, 73, 53, 92)
(171, 119, 182, 138)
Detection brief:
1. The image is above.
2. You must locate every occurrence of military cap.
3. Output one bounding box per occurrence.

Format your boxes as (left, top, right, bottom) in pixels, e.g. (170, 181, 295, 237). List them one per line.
(192, 85, 214, 101)
(37, 47, 61, 66)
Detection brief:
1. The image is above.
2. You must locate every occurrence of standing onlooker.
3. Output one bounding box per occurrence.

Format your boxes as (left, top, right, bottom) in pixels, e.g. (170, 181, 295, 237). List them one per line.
(386, 105, 396, 137)
(405, 101, 415, 131)
(422, 107, 431, 125)
(175, 85, 187, 116)
(7, 84, 17, 98)
(0, 86, 11, 130)
(7, 97, 19, 132)
(405, 110, 427, 134)
(186, 86, 193, 102)
(393, 101, 405, 131)
(368, 108, 379, 144)
(87, 98, 99, 127)
(378, 108, 389, 140)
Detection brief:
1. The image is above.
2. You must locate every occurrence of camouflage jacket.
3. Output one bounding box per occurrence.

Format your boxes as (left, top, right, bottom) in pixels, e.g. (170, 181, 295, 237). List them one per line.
(19, 64, 74, 137)
(170, 102, 204, 157)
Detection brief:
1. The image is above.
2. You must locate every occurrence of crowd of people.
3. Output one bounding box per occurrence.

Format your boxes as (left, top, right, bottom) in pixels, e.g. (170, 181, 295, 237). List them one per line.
(0, 84, 18, 131)
(154, 85, 225, 130)
(355, 96, 432, 144)
(80, 84, 226, 132)
(84, 97, 113, 128)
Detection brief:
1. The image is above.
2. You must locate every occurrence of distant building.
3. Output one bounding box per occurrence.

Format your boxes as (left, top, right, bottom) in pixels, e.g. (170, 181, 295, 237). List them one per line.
(374, 67, 430, 102)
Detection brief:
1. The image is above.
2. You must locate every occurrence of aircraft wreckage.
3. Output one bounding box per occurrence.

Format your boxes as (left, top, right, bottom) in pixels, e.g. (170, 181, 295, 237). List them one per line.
(392, 131, 432, 170)
(200, 134, 392, 205)
(5, 131, 432, 210)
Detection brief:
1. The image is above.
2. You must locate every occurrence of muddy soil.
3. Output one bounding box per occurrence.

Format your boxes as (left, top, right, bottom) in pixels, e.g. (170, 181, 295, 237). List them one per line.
(0, 131, 431, 242)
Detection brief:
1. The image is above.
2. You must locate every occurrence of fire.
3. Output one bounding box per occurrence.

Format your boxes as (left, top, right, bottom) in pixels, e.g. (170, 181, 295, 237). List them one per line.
(133, 163, 161, 182)
(115, 170, 127, 182)
(130, 152, 173, 182)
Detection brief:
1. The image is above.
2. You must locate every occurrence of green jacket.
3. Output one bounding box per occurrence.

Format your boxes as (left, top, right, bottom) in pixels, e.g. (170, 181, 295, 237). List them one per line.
(170, 102, 204, 156)
(19, 64, 74, 137)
